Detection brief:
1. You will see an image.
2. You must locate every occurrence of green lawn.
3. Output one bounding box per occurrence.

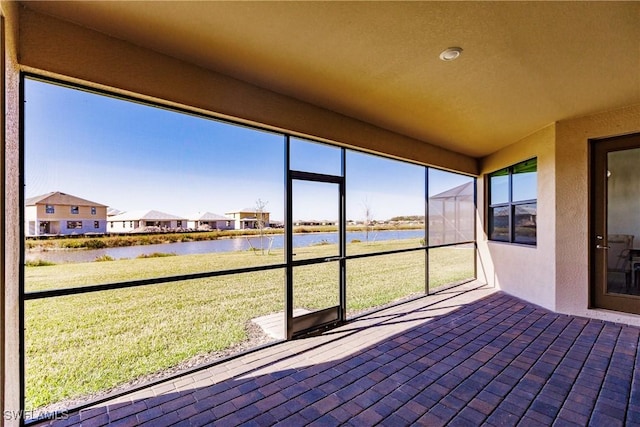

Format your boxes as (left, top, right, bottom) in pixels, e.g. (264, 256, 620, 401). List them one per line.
(24, 239, 474, 410)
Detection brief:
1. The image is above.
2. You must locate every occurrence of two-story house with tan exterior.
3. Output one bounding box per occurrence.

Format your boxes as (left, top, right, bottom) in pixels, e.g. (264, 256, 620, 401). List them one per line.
(25, 191, 108, 236)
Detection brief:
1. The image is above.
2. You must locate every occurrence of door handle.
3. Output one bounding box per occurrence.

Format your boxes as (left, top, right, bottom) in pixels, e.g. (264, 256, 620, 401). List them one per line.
(596, 245, 610, 250)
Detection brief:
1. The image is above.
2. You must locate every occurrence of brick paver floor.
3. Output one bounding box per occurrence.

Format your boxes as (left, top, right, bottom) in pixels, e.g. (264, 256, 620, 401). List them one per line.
(37, 283, 640, 426)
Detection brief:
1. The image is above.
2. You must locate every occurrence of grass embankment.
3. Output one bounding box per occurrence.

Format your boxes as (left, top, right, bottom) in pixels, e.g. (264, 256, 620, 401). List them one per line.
(25, 229, 281, 251)
(25, 239, 473, 410)
(24, 224, 423, 251)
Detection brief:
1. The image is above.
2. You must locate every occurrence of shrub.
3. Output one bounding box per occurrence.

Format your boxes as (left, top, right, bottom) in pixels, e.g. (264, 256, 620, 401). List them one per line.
(351, 239, 361, 243)
(94, 255, 115, 262)
(136, 252, 176, 259)
(84, 239, 107, 249)
(25, 259, 56, 267)
(59, 240, 84, 249)
(112, 237, 136, 247)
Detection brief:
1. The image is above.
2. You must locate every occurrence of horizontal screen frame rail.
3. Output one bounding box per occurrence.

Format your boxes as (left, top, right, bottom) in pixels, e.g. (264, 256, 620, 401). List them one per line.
(25, 241, 476, 300)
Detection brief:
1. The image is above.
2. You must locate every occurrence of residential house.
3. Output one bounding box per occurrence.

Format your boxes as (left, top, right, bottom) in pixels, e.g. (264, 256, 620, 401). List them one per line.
(106, 207, 123, 217)
(187, 212, 234, 231)
(24, 191, 107, 236)
(225, 208, 270, 230)
(107, 210, 188, 233)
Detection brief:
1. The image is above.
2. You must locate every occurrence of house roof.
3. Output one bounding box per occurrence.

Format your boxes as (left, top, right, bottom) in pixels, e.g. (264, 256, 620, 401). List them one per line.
(190, 212, 230, 221)
(22, 1, 640, 158)
(25, 191, 106, 207)
(108, 210, 186, 221)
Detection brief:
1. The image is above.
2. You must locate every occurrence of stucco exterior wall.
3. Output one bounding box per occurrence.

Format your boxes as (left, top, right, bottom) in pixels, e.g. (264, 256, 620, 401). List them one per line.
(3, 1, 21, 424)
(108, 220, 136, 233)
(24, 205, 37, 235)
(187, 220, 233, 230)
(30, 204, 106, 220)
(24, 204, 107, 236)
(477, 125, 556, 310)
(555, 104, 640, 326)
(478, 106, 640, 325)
(25, 204, 108, 236)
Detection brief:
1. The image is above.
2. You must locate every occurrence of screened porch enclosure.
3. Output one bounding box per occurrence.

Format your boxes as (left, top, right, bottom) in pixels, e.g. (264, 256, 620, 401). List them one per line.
(428, 180, 475, 246)
(21, 77, 477, 421)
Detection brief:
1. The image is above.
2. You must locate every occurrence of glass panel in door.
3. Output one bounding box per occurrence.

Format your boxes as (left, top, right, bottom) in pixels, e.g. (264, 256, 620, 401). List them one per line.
(592, 134, 640, 316)
(606, 149, 640, 298)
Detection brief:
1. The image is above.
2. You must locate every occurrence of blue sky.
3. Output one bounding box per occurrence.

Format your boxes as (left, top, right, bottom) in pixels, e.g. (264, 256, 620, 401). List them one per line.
(25, 79, 472, 221)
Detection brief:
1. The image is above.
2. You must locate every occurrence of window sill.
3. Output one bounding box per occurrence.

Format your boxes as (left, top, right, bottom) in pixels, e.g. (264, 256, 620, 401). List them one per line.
(487, 239, 537, 248)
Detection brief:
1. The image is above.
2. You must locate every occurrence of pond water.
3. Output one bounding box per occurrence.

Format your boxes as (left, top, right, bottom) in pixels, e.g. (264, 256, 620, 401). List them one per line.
(26, 229, 426, 264)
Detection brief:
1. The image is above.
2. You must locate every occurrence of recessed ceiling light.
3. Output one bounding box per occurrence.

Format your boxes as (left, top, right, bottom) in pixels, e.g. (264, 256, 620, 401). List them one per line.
(439, 47, 463, 61)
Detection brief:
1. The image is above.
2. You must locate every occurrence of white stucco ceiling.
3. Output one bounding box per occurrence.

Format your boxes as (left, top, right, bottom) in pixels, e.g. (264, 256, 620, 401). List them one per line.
(22, 1, 640, 157)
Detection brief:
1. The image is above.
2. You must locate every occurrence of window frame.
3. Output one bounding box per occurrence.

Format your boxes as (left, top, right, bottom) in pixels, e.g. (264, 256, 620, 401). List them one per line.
(66, 220, 82, 229)
(487, 158, 537, 245)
